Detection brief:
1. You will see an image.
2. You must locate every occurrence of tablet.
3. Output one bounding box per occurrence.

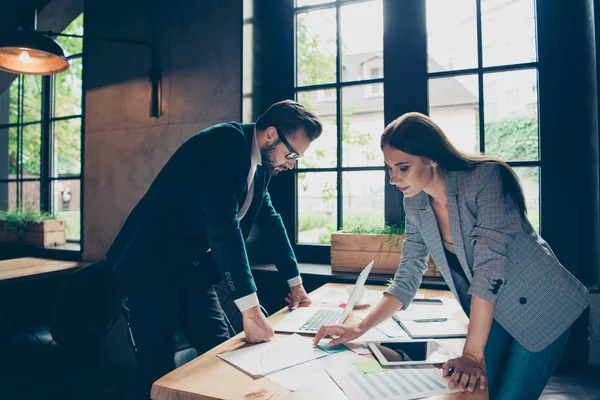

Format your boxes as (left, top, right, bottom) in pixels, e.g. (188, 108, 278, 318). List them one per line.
(367, 340, 458, 366)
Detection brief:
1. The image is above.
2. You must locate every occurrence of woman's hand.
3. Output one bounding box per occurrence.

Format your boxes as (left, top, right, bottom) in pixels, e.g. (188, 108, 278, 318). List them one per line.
(312, 323, 366, 347)
(442, 353, 487, 392)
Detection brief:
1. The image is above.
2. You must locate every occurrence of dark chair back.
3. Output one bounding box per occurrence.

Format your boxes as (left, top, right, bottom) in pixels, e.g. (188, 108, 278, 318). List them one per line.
(50, 259, 120, 348)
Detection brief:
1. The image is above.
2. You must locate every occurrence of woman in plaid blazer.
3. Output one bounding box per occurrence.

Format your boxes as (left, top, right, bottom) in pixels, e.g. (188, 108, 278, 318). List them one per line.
(314, 112, 589, 399)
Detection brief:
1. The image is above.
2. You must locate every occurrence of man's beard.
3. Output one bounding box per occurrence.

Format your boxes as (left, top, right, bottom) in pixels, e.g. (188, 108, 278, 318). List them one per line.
(261, 142, 286, 176)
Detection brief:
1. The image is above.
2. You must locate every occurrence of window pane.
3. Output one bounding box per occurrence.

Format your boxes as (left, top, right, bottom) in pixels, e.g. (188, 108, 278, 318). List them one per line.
(296, 8, 337, 87)
(56, 14, 84, 56)
(428, 75, 479, 154)
(514, 166, 539, 233)
(53, 118, 81, 176)
(53, 179, 80, 241)
(341, 84, 384, 167)
(340, 0, 383, 82)
(22, 181, 40, 212)
(297, 90, 337, 168)
(54, 57, 83, 118)
(242, 97, 252, 124)
(22, 74, 42, 123)
(6, 79, 19, 125)
(484, 69, 538, 161)
(242, 23, 254, 97)
(1, 127, 18, 179)
(426, 0, 477, 73)
(0, 182, 17, 211)
(22, 124, 41, 177)
(482, 0, 536, 67)
(342, 171, 384, 231)
(298, 172, 337, 244)
(296, 0, 332, 7)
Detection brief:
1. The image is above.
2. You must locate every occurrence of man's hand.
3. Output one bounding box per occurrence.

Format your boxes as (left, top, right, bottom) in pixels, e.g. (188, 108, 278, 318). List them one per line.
(285, 284, 312, 310)
(242, 306, 274, 343)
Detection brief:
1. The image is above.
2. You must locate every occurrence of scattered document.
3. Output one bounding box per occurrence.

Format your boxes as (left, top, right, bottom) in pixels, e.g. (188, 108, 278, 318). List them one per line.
(326, 365, 459, 400)
(266, 350, 367, 392)
(374, 317, 409, 338)
(218, 334, 327, 376)
(392, 316, 467, 339)
(343, 326, 390, 355)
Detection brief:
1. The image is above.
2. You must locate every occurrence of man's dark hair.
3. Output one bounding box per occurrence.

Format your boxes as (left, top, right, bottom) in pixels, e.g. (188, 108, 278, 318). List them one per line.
(255, 100, 323, 141)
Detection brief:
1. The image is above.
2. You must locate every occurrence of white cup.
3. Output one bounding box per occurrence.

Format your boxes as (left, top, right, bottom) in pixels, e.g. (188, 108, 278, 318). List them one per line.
(346, 285, 368, 305)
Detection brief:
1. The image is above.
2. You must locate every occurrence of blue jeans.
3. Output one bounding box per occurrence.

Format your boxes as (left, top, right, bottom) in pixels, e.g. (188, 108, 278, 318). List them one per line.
(484, 319, 570, 400)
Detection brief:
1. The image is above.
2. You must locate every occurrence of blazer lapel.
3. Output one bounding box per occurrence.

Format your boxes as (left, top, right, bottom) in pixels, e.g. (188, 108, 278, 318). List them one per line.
(446, 171, 473, 283)
(418, 199, 459, 297)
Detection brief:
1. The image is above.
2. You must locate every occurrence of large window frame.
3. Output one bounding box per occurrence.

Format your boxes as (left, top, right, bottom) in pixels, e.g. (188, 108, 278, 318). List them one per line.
(0, 16, 84, 250)
(245, 0, 599, 289)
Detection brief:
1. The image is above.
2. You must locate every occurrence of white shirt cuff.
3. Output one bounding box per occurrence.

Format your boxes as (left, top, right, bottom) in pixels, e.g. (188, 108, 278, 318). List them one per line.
(287, 275, 303, 288)
(234, 292, 260, 312)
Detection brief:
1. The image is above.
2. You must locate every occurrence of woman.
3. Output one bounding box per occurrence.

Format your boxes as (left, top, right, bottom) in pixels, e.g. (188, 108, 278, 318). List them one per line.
(313, 113, 589, 399)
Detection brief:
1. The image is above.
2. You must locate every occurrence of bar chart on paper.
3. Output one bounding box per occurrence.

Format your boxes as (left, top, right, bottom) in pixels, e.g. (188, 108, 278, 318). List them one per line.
(326, 365, 459, 400)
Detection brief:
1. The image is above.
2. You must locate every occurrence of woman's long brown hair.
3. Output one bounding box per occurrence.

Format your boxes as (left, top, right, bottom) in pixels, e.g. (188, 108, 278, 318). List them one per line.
(381, 112, 526, 218)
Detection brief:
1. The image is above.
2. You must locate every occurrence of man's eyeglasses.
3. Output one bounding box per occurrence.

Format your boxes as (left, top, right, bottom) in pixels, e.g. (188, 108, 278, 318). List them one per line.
(276, 129, 304, 160)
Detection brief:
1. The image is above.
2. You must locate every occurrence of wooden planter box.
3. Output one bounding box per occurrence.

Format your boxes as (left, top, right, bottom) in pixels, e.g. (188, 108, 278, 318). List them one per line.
(330, 231, 440, 277)
(0, 220, 66, 247)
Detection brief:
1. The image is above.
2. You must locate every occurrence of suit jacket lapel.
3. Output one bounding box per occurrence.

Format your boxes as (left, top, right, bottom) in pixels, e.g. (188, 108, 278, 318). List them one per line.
(446, 171, 473, 282)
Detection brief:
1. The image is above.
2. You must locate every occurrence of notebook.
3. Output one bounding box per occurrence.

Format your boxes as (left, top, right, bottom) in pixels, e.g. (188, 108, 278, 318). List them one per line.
(391, 314, 467, 339)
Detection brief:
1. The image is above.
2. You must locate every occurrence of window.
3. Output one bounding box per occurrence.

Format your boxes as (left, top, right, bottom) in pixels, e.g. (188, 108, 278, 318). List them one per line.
(294, 0, 384, 245)
(426, 0, 540, 231)
(0, 14, 84, 245)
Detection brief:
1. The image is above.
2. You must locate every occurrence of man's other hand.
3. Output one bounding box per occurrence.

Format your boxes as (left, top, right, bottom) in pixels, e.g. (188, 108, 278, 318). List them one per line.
(286, 284, 312, 311)
(242, 306, 275, 343)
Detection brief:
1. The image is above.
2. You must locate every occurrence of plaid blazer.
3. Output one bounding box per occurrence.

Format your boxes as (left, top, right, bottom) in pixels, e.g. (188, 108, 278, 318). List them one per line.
(386, 163, 589, 352)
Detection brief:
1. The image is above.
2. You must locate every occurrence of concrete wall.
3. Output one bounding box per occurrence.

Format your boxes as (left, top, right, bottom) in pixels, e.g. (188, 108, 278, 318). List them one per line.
(83, 0, 242, 260)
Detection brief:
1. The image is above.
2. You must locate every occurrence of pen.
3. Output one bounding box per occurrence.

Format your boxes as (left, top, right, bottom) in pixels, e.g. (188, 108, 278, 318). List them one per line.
(412, 318, 448, 323)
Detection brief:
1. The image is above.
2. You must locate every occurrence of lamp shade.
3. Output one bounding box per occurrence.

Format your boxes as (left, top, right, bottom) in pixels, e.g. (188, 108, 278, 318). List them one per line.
(0, 30, 69, 75)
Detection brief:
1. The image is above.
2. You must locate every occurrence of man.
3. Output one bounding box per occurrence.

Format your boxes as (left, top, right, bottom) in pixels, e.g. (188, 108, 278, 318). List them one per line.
(105, 100, 323, 399)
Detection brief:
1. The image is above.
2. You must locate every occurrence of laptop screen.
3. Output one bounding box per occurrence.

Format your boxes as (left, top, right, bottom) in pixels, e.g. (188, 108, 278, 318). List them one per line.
(339, 260, 374, 322)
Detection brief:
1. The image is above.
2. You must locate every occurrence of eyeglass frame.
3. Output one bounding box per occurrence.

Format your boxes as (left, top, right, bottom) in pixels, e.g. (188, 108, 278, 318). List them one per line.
(275, 128, 304, 160)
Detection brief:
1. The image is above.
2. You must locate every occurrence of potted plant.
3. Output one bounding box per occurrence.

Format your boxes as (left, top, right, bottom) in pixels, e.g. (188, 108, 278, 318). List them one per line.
(0, 209, 66, 247)
(330, 224, 439, 277)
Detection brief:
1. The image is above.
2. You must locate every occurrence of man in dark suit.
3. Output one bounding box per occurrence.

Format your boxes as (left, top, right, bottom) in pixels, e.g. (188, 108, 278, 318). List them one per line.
(105, 100, 322, 399)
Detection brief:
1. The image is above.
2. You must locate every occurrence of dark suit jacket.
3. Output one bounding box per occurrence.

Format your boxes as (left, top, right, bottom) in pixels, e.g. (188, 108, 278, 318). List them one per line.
(106, 123, 300, 299)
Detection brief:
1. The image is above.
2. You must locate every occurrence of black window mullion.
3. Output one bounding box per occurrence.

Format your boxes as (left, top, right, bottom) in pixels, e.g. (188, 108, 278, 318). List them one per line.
(476, 0, 485, 154)
(40, 75, 52, 213)
(17, 75, 24, 207)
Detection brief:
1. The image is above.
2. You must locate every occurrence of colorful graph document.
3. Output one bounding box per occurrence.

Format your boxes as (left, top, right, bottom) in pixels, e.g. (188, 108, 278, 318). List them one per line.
(326, 365, 459, 400)
(266, 350, 367, 391)
(218, 334, 327, 376)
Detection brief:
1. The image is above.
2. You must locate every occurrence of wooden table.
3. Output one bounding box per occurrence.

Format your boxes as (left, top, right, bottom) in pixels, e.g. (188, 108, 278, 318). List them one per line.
(0, 257, 85, 286)
(152, 283, 488, 400)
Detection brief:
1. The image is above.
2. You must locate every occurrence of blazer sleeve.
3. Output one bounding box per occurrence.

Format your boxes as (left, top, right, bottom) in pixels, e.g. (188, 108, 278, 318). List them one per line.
(467, 164, 523, 303)
(384, 206, 429, 309)
(196, 128, 257, 301)
(254, 188, 301, 282)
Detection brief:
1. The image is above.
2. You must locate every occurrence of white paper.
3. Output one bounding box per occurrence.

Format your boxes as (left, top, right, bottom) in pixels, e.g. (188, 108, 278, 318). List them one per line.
(395, 318, 467, 339)
(343, 326, 390, 355)
(326, 365, 459, 400)
(218, 334, 327, 376)
(266, 351, 368, 391)
(374, 318, 409, 338)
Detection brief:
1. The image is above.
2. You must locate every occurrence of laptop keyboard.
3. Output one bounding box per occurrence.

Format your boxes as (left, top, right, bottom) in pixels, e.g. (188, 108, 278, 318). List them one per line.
(299, 309, 344, 332)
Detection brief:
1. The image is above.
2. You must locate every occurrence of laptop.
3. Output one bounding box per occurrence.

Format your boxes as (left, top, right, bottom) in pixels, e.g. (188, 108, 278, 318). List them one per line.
(274, 261, 374, 334)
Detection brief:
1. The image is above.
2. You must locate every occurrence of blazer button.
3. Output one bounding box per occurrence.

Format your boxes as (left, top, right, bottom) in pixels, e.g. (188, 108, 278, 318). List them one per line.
(519, 297, 527, 304)
(192, 260, 200, 267)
